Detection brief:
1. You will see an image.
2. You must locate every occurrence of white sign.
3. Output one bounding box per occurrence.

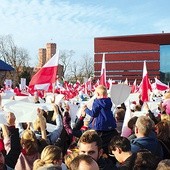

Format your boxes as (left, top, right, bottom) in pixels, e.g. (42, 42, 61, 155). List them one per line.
(110, 84, 131, 106)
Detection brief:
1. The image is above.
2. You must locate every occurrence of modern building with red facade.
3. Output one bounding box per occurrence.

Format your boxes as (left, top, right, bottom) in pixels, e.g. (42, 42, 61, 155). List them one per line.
(94, 33, 170, 84)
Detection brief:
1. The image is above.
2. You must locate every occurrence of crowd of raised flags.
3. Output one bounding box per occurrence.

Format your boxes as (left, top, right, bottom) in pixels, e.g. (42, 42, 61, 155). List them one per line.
(1, 52, 170, 144)
(0, 51, 169, 103)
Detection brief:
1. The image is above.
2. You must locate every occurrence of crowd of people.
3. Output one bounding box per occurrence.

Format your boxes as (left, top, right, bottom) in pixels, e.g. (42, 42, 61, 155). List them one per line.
(0, 85, 170, 170)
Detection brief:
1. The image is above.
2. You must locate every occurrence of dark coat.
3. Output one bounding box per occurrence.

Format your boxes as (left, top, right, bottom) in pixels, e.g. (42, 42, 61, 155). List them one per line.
(97, 157, 117, 170)
(131, 132, 163, 159)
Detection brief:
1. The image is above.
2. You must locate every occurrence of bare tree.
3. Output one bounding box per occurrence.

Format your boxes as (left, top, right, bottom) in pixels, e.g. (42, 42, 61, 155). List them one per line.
(0, 35, 30, 86)
(59, 50, 75, 78)
(68, 60, 83, 83)
(80, 54, 94, 78)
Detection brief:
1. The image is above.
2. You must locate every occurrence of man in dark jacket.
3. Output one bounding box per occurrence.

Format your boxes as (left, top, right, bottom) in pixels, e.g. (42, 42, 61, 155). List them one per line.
(78, 130, 117, 170)
(109, 135, 136, 169)
(131, 115, 163, 159)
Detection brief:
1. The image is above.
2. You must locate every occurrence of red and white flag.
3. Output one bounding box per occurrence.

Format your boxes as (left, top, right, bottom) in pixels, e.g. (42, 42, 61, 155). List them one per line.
(141, 61, 151, 102)
(131, 79, 137, 93)
(154, 77, 169, 91)
(99, 53, 107, 87)
(29, 50, 59, 92)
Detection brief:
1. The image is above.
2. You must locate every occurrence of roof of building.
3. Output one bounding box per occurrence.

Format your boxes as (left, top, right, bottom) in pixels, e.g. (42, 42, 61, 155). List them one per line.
(95, 32, 170, 45)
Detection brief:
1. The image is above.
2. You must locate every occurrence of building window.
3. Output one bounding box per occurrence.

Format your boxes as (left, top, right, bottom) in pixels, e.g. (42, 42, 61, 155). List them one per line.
(160, 45, 170, 83)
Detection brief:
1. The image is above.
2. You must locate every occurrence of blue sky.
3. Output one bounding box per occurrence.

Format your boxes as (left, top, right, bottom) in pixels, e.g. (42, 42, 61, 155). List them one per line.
(0, 0, 170, 66)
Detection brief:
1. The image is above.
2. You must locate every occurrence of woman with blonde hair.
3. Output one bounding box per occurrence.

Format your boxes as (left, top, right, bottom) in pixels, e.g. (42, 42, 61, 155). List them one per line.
(33, 145, 64, 170)
(15, 129, 40, 170)
(64, 150, 79, 169)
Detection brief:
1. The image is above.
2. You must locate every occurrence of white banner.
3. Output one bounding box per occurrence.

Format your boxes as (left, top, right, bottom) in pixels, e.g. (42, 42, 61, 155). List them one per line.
(3, 100, 53, 123)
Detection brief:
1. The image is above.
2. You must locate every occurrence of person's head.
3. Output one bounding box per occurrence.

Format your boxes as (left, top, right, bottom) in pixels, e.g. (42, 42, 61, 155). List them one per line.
(78, 130, 103, 161)
(95, 85, 107, 98)
(69, 154, 99, 170)
(134, 150, 160, 170)
(155, 121, 170, 140)
(127, 116, 138, 133)
(6, 112, 16, 126)
(37, 165, 62, 170)
(33, 145, 62, 170)
(109, 135, 131, 163)
(0, 151, 5, 170)
(161, 113, 170, 121)
(115, 108, 125, 122)
(136, 104, 142, 111)
(20, 129, 38, 155)
(64, 151, 79, 169)
(156, 159, 170, 170)
(135, 116, 153, 137)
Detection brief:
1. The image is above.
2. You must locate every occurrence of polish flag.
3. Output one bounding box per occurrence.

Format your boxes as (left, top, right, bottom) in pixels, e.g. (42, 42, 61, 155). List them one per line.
(99, 53, 107, 87)
(29, 50, 59, 92)
(154, 77, 169, 91)
(131, 79, 137, 93)
(141, 61, 150, 102)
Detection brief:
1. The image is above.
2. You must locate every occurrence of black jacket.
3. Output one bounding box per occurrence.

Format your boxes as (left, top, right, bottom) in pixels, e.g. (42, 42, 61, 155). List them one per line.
(117, 153, 137, 170)
(97, 157, 117, 170)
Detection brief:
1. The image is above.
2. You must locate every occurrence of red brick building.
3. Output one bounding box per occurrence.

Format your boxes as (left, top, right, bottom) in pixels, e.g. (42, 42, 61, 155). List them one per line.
(94, 33, 170, 84)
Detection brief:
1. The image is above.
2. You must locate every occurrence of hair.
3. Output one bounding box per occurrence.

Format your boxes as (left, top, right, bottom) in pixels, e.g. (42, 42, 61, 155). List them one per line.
(69, 154, 98, 170)
(115, 108, 125, 121)
(33, 115, 46, 131)
(78, 130, 102, 150)
(7, 112, 16, 125)
(37, 165, 62, 170)
(95, 85, 107, 96)
(161, 113, 170, 121)
(135, 104, 142, 111)
(20, 129, 38, 155)
(128, 116, 138, 131)
(156, 159, 170, 170)
(134, 150, 161, 170)
(33, 145, 62, 170)
(155, 121, 170, 141)
(64, 151, 79, 169)
(109, 135, 131, 153)
(135, 116, 153, 136)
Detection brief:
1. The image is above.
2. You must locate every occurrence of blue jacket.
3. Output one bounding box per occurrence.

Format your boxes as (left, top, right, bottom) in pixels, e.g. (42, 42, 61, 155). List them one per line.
(85, 97, 116, 131)
(131, 132, 163, 159)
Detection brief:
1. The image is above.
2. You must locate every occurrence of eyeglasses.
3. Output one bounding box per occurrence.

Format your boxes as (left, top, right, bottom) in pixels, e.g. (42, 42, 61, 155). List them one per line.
(108, 153, 115, 157)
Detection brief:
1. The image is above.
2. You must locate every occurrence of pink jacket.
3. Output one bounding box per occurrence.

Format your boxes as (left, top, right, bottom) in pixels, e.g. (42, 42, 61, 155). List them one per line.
(15, 152, 39, 170)
(162, 99, 170, 114)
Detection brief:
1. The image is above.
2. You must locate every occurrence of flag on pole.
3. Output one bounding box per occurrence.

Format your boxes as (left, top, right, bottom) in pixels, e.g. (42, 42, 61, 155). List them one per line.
(141, 60, 150, 102)
(154, 77, 169, 91)
(99, 53, 107, 87)
(131, 79, 137, 93)
(29, 50, 59, 92)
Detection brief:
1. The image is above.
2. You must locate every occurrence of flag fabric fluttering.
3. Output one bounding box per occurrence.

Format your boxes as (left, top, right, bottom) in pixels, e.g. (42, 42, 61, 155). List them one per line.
(29, 50, 59, 92)
(131, 79, 137, 93)
(99, 53, 107, 87)
(154, 77, 169, 91)
(141, 61, 151, 102)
